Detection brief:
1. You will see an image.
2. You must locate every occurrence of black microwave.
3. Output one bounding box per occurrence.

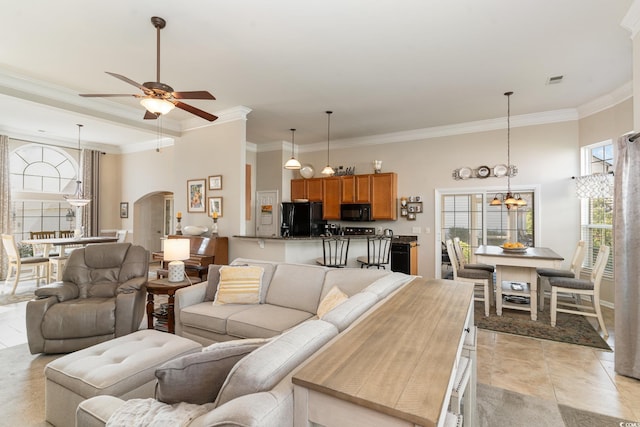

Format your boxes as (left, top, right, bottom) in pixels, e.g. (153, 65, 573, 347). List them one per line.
(340, 204, 373, 222)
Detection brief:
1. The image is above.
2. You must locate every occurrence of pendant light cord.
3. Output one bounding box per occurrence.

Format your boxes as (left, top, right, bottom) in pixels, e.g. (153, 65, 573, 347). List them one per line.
(326, 111, 332, 165)
(505, 91, 512, 193)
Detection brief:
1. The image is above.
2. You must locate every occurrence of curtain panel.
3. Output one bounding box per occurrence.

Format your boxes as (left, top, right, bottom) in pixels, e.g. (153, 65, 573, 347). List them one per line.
(81, 149, 100, 237)
(0, 135, 11, 280)
(614, 133, 640, 380)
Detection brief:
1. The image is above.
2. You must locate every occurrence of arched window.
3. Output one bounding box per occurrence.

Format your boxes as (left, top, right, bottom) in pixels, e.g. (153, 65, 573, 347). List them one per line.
(10, 144, 79, 240)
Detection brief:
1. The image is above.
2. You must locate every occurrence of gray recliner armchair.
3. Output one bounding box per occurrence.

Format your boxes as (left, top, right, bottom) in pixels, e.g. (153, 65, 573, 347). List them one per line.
(26, 242, 149, 354)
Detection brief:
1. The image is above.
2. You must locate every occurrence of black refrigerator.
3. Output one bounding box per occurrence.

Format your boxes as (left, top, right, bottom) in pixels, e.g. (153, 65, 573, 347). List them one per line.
(281, 202, 326, 237)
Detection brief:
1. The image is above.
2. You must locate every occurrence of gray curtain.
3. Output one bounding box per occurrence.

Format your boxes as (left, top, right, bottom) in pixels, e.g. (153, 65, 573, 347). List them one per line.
(614, 133, 640, 379)
(81, 149, 100, 237)
(0, 135, 11, 280)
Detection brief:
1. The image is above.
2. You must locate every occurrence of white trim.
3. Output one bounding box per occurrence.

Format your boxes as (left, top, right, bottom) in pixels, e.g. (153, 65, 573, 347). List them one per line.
(622, 0, 640, 39)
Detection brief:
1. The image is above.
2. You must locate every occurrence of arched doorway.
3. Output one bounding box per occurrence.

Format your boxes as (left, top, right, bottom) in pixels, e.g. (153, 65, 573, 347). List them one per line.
(133, 191, 173, 253)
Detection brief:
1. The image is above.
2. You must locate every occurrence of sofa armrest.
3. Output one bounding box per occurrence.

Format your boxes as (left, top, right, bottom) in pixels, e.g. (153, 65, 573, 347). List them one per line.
(34, 282, 78, 302)
(26, 296, 59, 354)
(174, 282, 208, 337)
(117, 276, 148, 294)
(76, 395, 127, 427)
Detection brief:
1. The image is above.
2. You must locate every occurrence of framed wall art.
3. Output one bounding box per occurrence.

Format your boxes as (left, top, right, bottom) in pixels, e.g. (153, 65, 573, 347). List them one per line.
(209, 175, 222, 190)
(187, 179, 206, 213)
(119, 202, 129, 218)
(208, 197, 223, 218)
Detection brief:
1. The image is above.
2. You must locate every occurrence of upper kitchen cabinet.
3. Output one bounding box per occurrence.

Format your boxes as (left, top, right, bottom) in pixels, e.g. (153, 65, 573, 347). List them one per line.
(371, 173, 397, 220)
(322, 177, 341, 220)
(341, 175, 371, 204)
(291, 178, 323, 202)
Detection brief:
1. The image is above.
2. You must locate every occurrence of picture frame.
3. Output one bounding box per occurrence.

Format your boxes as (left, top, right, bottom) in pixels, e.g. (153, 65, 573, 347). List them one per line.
(187, 179, 206, 213)
(208, 197, 223, 218)
(208, 175, 223, 190)
(119, 202, 129, 219)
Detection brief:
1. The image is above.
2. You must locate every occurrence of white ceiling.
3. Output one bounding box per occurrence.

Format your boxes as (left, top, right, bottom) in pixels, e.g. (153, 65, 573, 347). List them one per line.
(0, 0, 634, 152)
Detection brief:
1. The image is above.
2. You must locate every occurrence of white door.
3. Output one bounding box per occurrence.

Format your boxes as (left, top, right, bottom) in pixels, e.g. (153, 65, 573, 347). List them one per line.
(256, 190, 279, 237)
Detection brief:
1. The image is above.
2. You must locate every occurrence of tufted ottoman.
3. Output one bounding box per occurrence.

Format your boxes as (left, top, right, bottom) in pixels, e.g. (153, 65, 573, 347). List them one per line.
(44, 329, 202, 427)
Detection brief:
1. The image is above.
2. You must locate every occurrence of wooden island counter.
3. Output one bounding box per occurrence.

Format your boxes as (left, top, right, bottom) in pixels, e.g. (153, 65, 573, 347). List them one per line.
(292, 278, 475, 427)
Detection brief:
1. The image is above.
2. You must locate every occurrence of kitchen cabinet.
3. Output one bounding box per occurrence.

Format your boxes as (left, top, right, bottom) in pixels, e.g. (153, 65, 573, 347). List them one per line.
(291, 178, 323, 202)
(341, 175, 371, 203)
(371, 172, 397, 220)
(322, 177, 341, 220)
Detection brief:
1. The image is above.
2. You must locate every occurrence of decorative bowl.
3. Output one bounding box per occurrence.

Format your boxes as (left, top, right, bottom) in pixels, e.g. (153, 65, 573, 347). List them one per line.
(182, 225, 208, 236)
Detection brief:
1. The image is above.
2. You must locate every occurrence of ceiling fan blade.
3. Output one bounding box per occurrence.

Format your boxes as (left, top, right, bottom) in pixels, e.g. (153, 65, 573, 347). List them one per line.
(79, 93, 138, 97)
(143, 110, 159, 120)
(174, 101, 218, 122)
(172, 91, 216, 100)
(105, 72, 152, 95)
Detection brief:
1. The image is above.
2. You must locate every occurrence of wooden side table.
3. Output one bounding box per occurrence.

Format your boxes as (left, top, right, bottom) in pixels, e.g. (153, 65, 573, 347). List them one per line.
(146, 277, 201, 333)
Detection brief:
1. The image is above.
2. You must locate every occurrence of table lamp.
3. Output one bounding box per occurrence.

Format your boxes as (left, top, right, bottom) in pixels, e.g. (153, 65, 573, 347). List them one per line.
(163, 238, 190, 282)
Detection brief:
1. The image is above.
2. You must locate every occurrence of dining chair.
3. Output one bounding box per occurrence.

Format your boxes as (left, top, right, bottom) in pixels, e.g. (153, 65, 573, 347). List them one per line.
(29, 231, 58, 257)
(453, 237, 495, 272)
(315, 236, 350, 268)
(357, 235, 392, 269)
(537, 240, 586, 311)
(1, 234, 49, 295)
(549, 244, 610, 337)
(58, 230, 74, 238)
(446, 239, 493, 317)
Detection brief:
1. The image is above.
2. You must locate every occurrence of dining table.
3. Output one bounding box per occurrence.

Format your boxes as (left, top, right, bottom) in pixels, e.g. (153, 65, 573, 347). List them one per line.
(475, 245, 564, 320)
(21, 236, 119, 258)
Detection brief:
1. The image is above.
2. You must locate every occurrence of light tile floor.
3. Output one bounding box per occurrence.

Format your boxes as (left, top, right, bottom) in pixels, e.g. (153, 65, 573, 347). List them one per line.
(2, 279, 640, 421)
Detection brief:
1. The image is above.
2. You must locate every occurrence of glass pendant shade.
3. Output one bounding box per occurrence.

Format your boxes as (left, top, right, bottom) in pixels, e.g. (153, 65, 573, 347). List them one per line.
(321, 165, 335, 176)
(284, 128, 301, 170)
(140, 97, 175, 115)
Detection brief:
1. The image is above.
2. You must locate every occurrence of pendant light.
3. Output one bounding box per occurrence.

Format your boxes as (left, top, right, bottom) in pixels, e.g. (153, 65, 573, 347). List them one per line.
(321, 111, 335, 176)
(64, 124, 92, 207)
(489, 92, 526, 209)
(284, 128, 302, 170)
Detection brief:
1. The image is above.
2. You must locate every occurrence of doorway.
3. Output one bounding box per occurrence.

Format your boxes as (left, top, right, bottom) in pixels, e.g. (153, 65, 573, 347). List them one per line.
(133, 191, 173, 253)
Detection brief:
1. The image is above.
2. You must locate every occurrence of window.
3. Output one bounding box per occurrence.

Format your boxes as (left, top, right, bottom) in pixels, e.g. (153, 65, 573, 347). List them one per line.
(440, 190, 535, 265)
(9, 144, 79, 240)
(580, 141, 614, 277)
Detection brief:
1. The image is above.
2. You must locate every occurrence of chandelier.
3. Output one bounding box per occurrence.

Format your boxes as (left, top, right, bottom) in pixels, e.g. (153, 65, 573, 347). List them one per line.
(64, 124, 92, 207)
(489, 92, 526, 209)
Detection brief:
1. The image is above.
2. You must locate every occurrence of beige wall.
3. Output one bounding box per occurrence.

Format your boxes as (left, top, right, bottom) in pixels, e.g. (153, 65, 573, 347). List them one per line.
(579, 98, 633, 147)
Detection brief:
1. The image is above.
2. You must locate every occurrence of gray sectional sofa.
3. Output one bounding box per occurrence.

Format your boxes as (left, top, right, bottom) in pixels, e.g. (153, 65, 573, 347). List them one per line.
(75, 258, 415, 427)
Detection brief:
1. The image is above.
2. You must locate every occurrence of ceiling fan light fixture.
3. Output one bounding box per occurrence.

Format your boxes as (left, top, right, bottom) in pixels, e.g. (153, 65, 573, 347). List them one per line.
(140, 97, 175, 115)
(284, 128, 302, 170)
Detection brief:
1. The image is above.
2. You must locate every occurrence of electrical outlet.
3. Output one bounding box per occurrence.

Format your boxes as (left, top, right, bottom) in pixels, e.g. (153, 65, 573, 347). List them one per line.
(424, 227, 431, 234)
(412, 226, 421, 234)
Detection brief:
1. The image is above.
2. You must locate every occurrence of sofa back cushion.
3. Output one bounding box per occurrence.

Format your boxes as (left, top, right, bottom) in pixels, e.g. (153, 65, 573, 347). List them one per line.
(320, 268, 390, 301)
(155, 338, 269, 404)
(265, 263, 327, 313)
(231, 258, 278, 303)
(364, 273, 412, 300)
(214, 319, 338, 408)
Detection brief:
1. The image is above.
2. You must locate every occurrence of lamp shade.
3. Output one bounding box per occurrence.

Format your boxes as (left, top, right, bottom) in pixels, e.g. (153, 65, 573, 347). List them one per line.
(140, 97, 175, 115)
(164, 238, 190, 261)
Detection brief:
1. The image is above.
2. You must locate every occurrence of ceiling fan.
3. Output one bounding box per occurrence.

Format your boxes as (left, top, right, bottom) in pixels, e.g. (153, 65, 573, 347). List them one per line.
(79, 16, 217, 122)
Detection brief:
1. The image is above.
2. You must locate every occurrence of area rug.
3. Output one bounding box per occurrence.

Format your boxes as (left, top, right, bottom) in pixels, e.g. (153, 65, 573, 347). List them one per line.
(477, 383, 637, 426)
(474, 301, 611, 351)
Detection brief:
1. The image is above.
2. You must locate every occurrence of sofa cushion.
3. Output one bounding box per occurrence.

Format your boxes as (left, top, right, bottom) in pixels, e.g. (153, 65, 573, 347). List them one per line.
(321, 268, 390, 299)
(265, 263, 327, 313)
(180, 302, 254, 335)
(214, 266, 264, 305)
(204, 264, 223, 301)
(321, 291, 379, 332)
(215, 319, 338, 408)
(317, 286, 348, 318)
(226, 304, 315, 339)
(364, 273, 413, 300)
(155, 338, 268, 404)
(230, 259, 278, 303)
(42, 298, 115, 339)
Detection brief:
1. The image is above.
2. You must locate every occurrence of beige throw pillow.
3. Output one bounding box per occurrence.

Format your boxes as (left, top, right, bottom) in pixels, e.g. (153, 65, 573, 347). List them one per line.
(317, 285, 348, 318)
(214, 265, 264, 305)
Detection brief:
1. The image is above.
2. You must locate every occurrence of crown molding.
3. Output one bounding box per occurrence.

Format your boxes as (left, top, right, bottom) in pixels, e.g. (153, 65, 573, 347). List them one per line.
(576, 81, 633, 118)
(182, 105, 253, 132)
